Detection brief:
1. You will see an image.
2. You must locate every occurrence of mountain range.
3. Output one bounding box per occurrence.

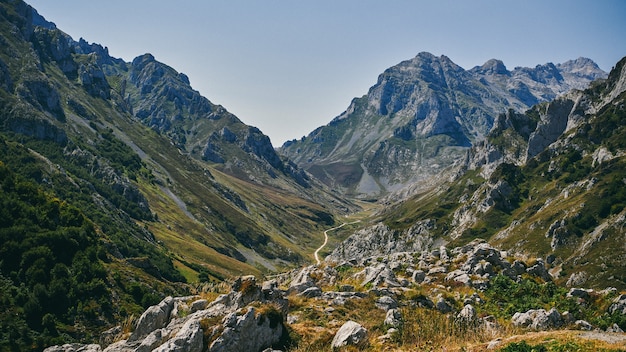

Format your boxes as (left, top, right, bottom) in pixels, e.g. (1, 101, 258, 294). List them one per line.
(1, 0, 625, 350)
(279, 52, 606, 197)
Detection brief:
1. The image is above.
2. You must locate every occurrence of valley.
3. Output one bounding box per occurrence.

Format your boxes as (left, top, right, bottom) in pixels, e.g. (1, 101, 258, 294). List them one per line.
(0, 1, 625, 351)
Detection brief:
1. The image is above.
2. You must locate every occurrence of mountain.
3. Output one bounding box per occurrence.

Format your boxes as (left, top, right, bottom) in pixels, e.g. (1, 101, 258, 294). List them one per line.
(333, 55, 626, 290)
(0, 1, 355, 346)
(279, 52, 606, 198)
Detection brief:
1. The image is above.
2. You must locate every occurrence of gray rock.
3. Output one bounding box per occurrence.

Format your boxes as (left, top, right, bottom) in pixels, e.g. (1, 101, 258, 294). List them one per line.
(190, 299, 209, 313)
(526, 259, 552, 281)
(331, 320, 368, 349)
(99, 326, 121, 348)
(412, 270, 426, 283)
(375, 296, 398, 310)
(44, 344, 102, 352)
(299, 286, 322, 298)
(511, 308, 562, 330)
(567, 288, 592, 301)
(338, 284, 355, 292)
(130, 297, 175, 342)
(136, 329, 169, 352)
(574, 320, 593, 331)
(208, 307, 284, 352)
(456, 304, 477, 325)
(356, 263, 400, 287)
(384, 309, 403, 328)
(435, 297, 453, 313)
(153, 319, 202, 352)
(608, 294, 626, 315)
(606, 323, 624, 333)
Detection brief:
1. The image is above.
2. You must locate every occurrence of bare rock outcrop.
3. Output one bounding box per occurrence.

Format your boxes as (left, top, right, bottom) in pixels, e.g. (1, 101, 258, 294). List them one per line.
(331, 320, 368, 349)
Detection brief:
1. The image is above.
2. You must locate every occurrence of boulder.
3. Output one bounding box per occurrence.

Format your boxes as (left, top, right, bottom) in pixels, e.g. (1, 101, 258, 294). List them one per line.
(384, 309, 403, 328)
(331, 321, 368, 349)
(208, 307, 285, 352)
(353, 263, 400, 287)
(511, 308, 562, 330)
(130, 297, 175, 342)
(567, 288, 592, 301)
(574, 320, 593, 331)
(435, 297, 453, 313)
(526, 259, 552, 281)
(299, 286, 322, 298)
(456, 304, 477, 325)
(411, 270, 426, 283)
(608, 294, 626, 315)
(375, 296, 398, 311)
(606, 323, 624, 333)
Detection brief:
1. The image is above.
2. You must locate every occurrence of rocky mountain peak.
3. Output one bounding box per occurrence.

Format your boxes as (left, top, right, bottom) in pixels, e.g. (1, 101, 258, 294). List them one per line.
(557, 57, 606, 80)
(472, 59, 509, 75)
(281, 52, 606, 197)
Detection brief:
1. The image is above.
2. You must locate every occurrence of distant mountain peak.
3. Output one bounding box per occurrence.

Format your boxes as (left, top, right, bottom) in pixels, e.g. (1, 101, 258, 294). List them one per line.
(473, 59, 509, 75)
(280, 53, 607, 197)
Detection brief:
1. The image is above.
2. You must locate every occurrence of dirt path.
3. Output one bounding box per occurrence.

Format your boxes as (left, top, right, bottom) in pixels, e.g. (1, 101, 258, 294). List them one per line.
(314, 221, 360, 264)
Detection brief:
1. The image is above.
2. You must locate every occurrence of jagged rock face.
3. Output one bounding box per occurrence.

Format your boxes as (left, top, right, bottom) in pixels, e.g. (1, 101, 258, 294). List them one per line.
(327, 221, 436, 262)
(280, 52, 606, 197)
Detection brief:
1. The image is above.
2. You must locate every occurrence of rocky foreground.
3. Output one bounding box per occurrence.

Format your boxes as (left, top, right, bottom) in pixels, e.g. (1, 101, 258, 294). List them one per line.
(46, 240, 626, 351)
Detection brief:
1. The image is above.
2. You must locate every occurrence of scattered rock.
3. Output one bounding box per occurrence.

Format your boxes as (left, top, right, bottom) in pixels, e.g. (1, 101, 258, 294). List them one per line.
(299, 286, 322, 298)
(574, 320, 593, 331)
(384, 309, 403, 328)
(435, 297, 453, 313)
(567, 288, 593, 301)
(331, 320, 368, 349)
(608, 294, 626, 315)
(207, 307, 285, 352)
(456, 304, 477, 326)
(511, 308, 562, 330)
(375, 296, 398, 310)
(606, 323, 624, 333)
(44, 344, 102, 352)
(411, 270, 426, 283)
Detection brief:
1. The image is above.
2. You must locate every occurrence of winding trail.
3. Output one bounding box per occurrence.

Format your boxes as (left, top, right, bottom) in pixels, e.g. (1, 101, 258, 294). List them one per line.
(314, 220, 361, 264)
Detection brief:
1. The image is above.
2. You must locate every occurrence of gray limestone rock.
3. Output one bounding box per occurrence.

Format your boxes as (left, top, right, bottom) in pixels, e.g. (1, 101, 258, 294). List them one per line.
(609, 294, 626, 315)
(130, 297, 175, 342)
(456, 304, 477, 326)
(384, 309, 403, 328)
(574, 320, 593, 331)
(511, 308, 562, 330)
(375, 296, 398, 311)
(208, 307, 284, 352)
(435, 297, 453, 313)
(299, 286, 322, 298)
(44, 345, 102, 352)
(331, 320, 368, 349)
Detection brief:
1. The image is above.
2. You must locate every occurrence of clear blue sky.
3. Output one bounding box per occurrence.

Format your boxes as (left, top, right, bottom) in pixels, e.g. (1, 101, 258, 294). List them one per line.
(27, 0, 626, 146)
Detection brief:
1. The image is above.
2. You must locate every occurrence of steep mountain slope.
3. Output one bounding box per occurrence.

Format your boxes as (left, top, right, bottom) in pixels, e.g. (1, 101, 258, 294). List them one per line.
(0, 1, 353, 347)
(279, 52, 606, 198)
(334, 55, 626, 290)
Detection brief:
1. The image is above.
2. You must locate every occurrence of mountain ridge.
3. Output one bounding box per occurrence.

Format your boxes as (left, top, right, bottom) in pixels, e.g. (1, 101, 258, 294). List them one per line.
(279, 52, 607, 198)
